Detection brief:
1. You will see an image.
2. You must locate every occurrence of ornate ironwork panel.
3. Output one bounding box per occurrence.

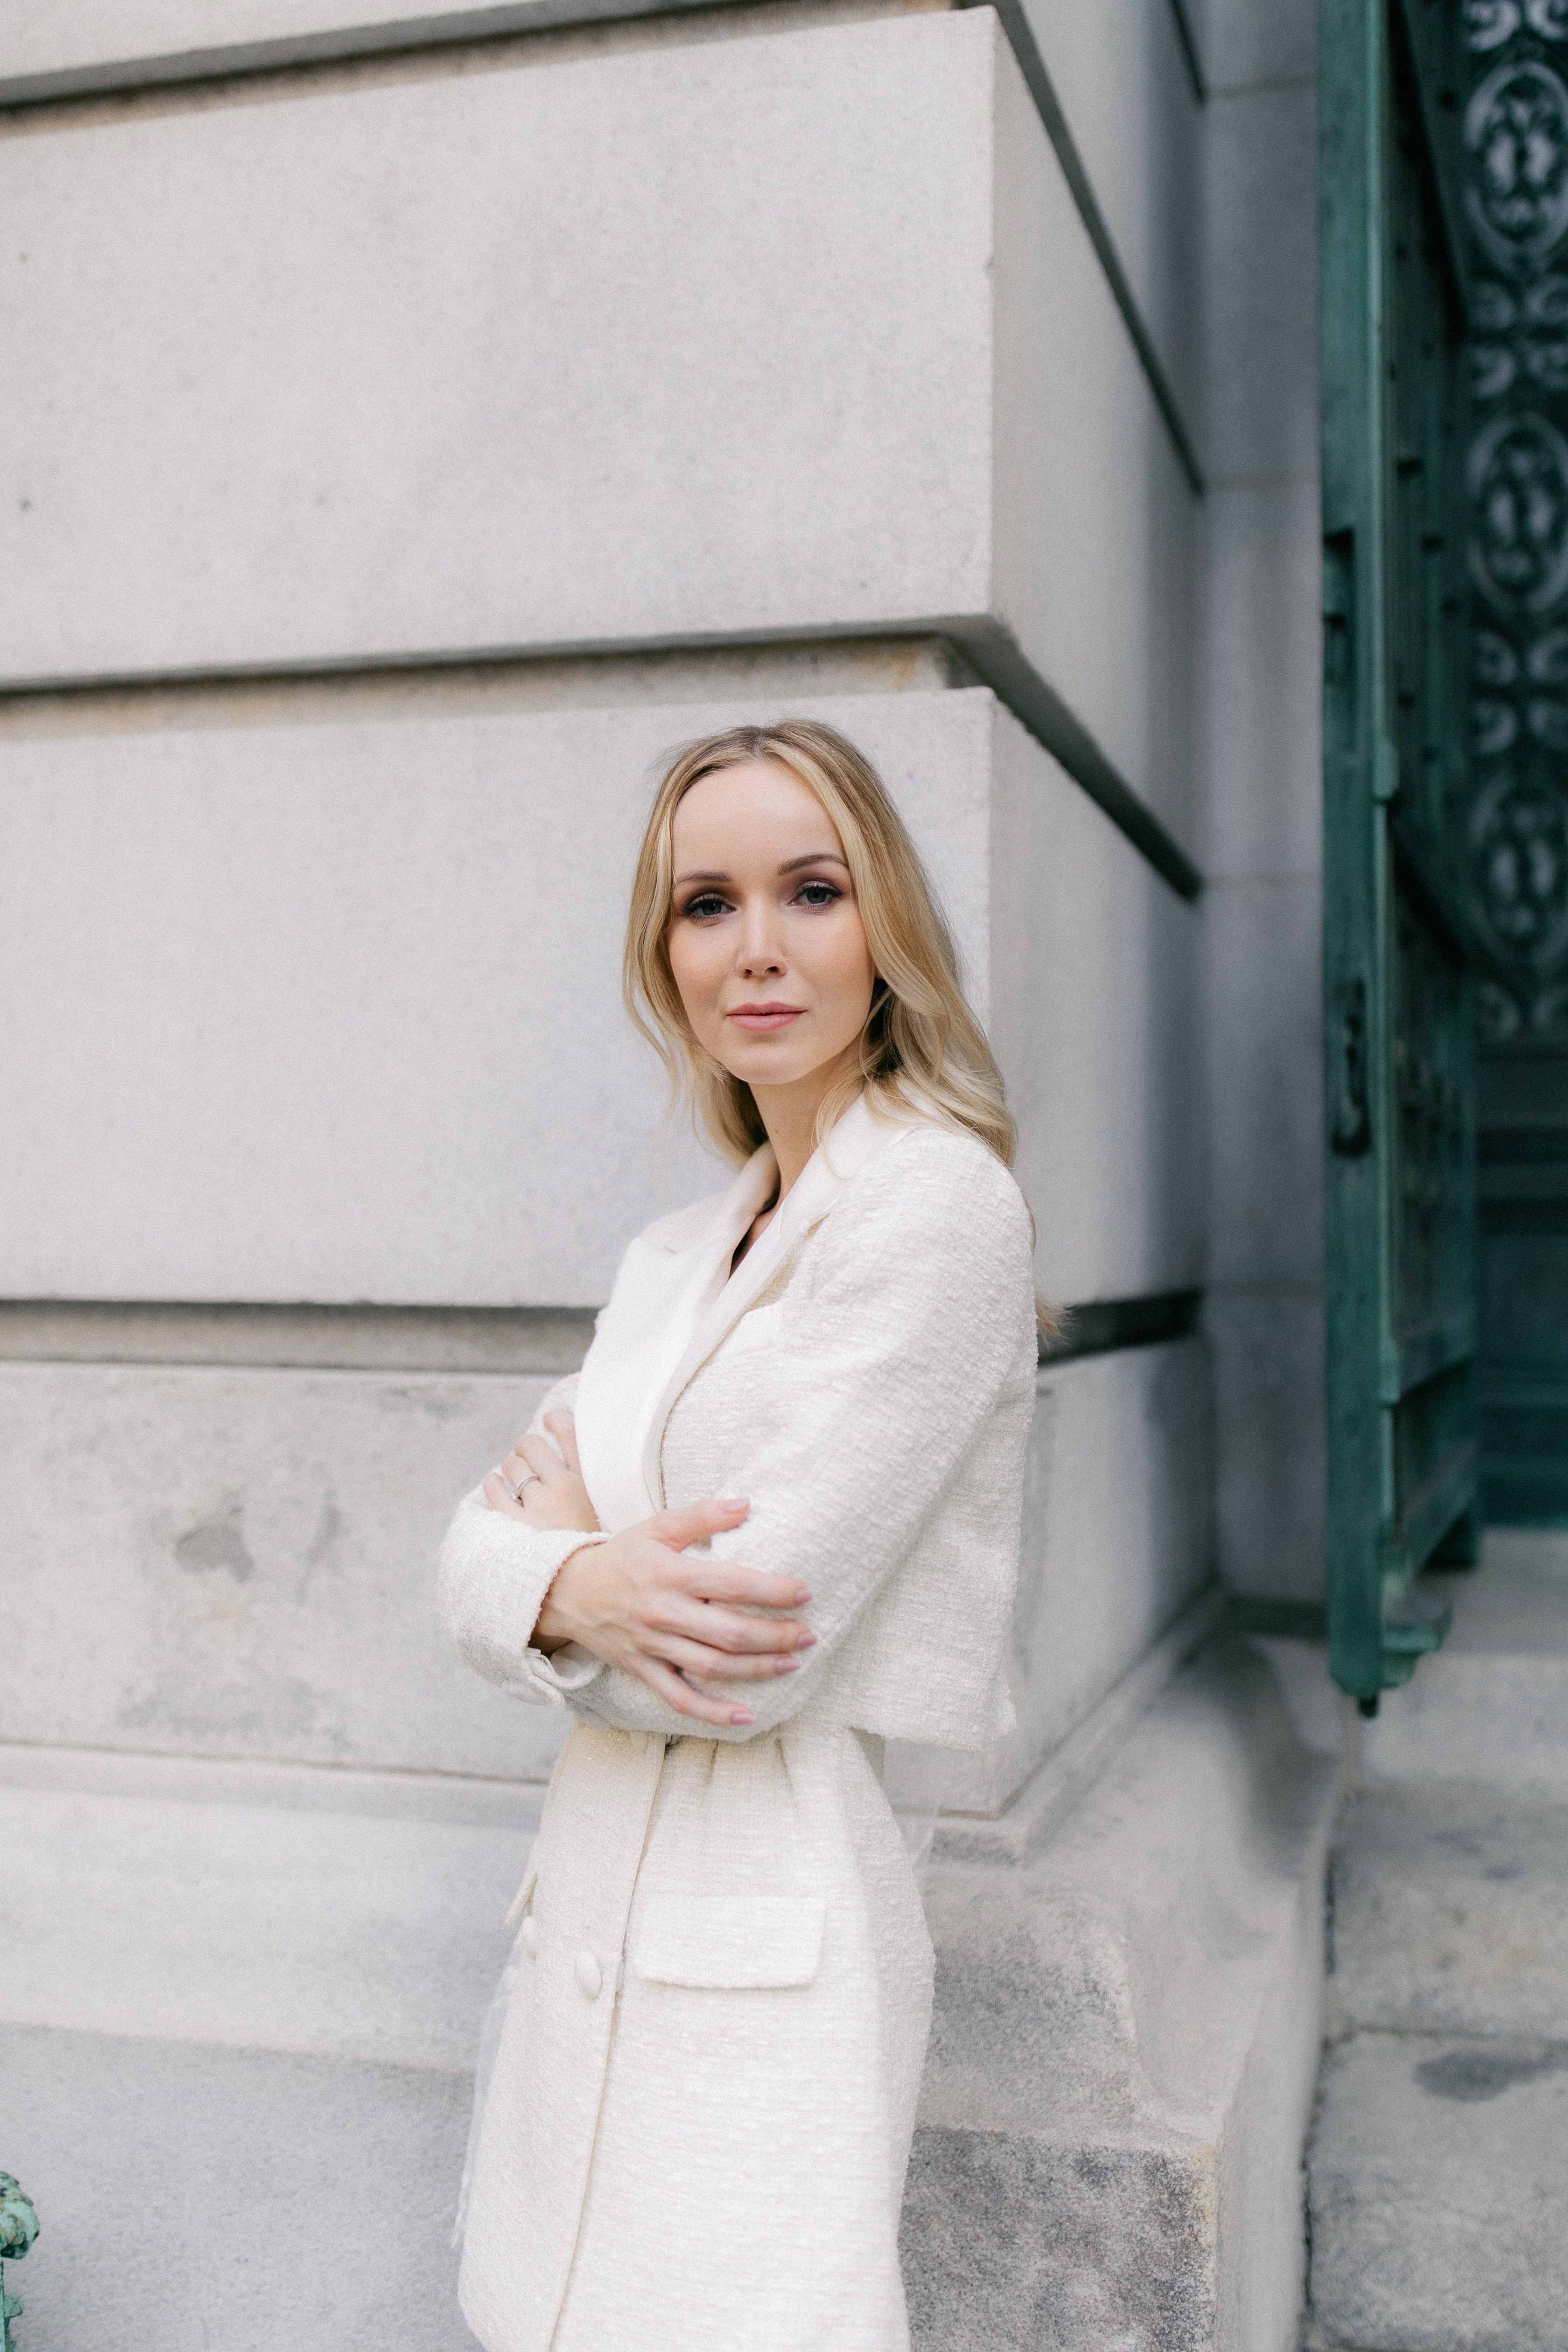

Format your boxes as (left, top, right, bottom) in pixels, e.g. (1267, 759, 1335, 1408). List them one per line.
(1462, 0, 1568, 1521)
(1321, 0, 1480, 1706)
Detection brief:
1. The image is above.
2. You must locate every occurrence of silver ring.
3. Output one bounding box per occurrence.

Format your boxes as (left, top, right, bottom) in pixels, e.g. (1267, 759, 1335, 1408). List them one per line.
(510, 1469, 541, 1501)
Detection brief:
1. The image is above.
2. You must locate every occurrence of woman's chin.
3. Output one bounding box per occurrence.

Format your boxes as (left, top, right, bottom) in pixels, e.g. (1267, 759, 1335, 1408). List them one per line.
(715, 1044, 848, 1096)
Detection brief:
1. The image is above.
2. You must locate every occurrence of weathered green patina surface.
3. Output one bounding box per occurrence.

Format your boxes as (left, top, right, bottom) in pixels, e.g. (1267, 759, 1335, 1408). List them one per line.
(1321, 0, 1480, 1705)
(0, 2177, 38, 2352)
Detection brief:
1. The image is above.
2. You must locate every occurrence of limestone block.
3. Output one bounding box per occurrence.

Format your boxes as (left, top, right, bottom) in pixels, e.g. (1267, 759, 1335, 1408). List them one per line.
(1203, 76, 1319, 482)
(947, 1338, 1214, 1817)
(1308, 2032, 1568, 2352)
(0, 1332, 1210, 1795)
(0, 1756, 533, 2069)
(1203, 477, 1323, 881)
(0, 9, 1199, 855)
(0, 14, 984, 674)
(1019, 0, 1203, 435)
(0, 1359, 574, 1777)
(0, 686, 952, 1304)
(1359, 1540, 1568, 1798)
(910, 1638, 1337, 2352)
(990, 703, 1205, 1309)
(1207, 1286, 1327, 1602)
(0, 684, 1200, 1307)
(1331, 1786, 1568, 2043)
(992, 31, 1200, 851)
(0, 2022, 477, 2350)
(0, 1331, 1210, 1791)
(1206, 875, 1324, 1287)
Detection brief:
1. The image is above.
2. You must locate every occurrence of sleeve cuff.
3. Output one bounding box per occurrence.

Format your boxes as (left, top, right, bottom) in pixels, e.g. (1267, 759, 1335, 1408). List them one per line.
(438, 1491, 611, 1694)
(503, 1638, 607, 1708)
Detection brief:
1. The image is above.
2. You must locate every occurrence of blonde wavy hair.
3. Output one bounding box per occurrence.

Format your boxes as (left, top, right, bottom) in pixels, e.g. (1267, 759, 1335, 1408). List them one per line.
(623, 718, 1017, 1173)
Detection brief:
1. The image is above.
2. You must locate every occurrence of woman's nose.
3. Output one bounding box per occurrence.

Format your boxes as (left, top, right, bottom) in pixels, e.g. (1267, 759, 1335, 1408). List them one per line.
(737, 905, 786, 977)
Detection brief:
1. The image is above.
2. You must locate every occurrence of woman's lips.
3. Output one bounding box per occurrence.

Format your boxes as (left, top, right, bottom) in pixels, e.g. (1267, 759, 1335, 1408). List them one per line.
(727, 1004, 806, 1032)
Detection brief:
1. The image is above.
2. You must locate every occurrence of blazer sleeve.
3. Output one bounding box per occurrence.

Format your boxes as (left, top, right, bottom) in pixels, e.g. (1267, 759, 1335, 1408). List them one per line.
(437, 1372, 612, 1704)
(564, 1133, 1037, 1744)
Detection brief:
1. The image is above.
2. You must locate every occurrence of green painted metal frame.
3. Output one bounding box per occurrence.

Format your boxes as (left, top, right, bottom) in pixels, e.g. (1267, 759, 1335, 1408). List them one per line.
(1320, 0, 1479, 1707)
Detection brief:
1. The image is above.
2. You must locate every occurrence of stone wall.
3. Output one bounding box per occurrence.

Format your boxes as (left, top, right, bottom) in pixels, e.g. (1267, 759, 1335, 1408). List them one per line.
(0, 0, 1220, 1809)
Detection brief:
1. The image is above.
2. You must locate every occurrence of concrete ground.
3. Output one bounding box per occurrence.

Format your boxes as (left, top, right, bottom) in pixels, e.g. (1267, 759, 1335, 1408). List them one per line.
(0, 1745, 538, 2351)
(1304, 1534, 1568, 2352)
(1, 2025, 477, 2351)
(1310, 2031, 1568, 2352)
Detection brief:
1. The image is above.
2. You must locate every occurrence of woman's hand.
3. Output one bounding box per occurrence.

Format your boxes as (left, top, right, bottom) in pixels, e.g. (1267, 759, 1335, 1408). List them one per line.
(482, 1410, 601, 1535)
(536, 1499, 815, 1730)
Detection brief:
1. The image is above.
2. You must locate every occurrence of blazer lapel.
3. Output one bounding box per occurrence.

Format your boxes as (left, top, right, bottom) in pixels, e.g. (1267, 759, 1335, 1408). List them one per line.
(636, 1094, 915, 1510)
(574, 1146, 776, 1533)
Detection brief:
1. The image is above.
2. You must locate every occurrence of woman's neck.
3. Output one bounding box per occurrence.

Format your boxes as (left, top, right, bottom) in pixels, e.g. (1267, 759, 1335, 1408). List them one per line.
(750, 1054, 864, 1206)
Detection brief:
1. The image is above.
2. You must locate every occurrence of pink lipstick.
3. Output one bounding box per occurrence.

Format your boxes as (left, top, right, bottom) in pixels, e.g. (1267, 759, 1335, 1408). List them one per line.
(727, 1002, 806, 1032)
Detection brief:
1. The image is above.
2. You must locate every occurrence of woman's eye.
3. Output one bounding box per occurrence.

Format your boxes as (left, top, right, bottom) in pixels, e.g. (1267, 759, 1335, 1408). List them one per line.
(681, 893, 731, 921)
(794, 881, 842, 908)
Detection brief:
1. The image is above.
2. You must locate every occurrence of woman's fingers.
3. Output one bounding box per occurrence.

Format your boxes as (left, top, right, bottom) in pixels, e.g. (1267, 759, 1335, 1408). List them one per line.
(645, 1502, 812, 1615)
(654, 1635, 803, 1682)
(499, 1441, 570, 1501)
(633, 1656, 755, 1729)
(543, 1410, 582, 1474)
(481, 1470, 528, 1519)
(516, 1434, 568, 1485)
(654, 1598, 814, 1657)
(649, 1498, 752, 1549)
(687, 1561, 814, 1612)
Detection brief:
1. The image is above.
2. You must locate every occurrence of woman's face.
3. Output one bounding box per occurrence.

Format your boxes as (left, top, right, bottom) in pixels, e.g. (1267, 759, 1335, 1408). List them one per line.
(666, 758, 876, 1097)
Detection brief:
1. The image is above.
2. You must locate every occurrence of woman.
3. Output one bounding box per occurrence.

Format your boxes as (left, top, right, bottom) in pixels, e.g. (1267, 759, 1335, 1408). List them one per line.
(439, 719, 1038, 2352)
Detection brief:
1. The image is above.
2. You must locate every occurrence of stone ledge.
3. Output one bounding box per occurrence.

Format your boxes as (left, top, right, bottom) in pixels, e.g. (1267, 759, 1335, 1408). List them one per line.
(0, 1754, 532, 2070)
(0, 0, 825, 108)
(0, 1299, 596, 1373)
(0, 1737, 548, 1826)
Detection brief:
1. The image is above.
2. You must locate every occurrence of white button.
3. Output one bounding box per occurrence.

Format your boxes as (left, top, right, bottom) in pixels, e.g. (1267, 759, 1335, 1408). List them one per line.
(520, 1917, 539, 1961)
(574, 1950, 603, 2001)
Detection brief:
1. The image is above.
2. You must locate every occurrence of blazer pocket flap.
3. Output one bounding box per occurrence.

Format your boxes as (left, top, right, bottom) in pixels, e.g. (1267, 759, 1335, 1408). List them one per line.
(630, 1894, 825, 1989)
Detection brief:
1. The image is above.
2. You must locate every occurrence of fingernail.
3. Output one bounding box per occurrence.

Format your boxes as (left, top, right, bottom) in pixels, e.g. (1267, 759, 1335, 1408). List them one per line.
(794, 1588, 812, 1605)
(795, 1631, 816, 1649)
(774, 1657, 799, 1674)
(731, 1709, 754, 1724)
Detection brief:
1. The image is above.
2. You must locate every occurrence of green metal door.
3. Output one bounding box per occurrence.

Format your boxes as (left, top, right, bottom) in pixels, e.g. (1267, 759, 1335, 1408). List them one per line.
(1321, 0, 1480, 1710)
(1460, 6, 1568, 1526)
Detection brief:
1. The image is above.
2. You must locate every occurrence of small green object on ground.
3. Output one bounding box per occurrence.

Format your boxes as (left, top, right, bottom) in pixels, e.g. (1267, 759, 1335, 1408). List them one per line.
(0, 2175, 39, 2352)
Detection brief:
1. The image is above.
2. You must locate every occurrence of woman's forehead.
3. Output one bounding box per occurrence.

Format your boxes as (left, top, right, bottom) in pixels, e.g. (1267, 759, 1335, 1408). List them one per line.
(673, 760, 843, 854)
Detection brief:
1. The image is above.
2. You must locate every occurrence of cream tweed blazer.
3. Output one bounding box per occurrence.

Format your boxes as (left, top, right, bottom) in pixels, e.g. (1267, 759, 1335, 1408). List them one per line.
(439, 1096, 1037, 2352)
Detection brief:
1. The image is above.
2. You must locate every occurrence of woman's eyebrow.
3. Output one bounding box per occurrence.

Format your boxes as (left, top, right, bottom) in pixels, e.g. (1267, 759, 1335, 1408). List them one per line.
(673, 851, 848, 886)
